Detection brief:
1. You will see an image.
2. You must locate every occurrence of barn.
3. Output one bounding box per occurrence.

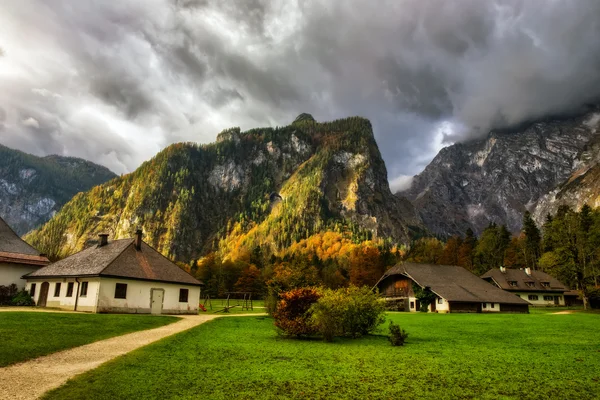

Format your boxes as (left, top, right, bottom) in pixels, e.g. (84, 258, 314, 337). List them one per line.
(23, 231, 203, 314)
(375, 263, 529, 313)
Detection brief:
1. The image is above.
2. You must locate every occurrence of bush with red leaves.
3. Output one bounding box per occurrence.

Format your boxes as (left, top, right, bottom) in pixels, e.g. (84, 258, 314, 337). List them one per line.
(273, 287, 321, 337)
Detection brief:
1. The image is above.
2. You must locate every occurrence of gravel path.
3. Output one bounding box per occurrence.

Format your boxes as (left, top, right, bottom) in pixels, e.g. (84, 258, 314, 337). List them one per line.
(0, 312, 263, 400)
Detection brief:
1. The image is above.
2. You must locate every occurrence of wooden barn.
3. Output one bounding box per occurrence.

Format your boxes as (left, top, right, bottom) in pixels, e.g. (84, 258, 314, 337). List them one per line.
(375, 263, 529, 313)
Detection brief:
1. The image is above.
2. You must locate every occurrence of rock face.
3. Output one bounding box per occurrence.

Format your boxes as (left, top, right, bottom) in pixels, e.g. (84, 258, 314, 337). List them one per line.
(27, 116, 422, 261)
(0, 144, 117, 234)
(399, 110, 600, 236)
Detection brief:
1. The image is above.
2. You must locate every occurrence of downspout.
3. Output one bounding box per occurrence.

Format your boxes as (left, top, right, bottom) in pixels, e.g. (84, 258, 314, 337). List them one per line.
(74, 278, 80, 312)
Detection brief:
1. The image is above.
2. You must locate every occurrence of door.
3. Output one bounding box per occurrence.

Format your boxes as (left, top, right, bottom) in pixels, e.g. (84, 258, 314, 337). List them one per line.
(151, 289, 164, 315)
(431, 299, 436, 313)
(38, 282, 49, 307)
(554, 296, 560, 305)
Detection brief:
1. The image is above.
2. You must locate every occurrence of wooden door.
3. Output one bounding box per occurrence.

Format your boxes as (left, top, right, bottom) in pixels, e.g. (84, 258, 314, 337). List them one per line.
(38, 282, 49, 307)
(431, 299, 437, 313)
(151, 289, 164, 315)
(554, 296, 559, 305)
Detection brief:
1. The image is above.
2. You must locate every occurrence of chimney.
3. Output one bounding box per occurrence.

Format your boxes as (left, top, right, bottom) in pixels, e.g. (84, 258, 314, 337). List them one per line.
(135, 229, 143, 251)
(98, 234, 109, 247)
(500, 266, 506, 273)
(524, 267, 531, 276)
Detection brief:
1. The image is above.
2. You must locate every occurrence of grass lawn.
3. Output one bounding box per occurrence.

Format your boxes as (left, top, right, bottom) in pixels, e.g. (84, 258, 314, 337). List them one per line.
(203, 298, 266, 314)
(44, 312, 600, 400)
(0, 312, 178, 367)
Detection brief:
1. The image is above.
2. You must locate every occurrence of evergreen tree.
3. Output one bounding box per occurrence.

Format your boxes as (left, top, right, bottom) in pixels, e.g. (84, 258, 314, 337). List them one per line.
(522, 211, 541, 269)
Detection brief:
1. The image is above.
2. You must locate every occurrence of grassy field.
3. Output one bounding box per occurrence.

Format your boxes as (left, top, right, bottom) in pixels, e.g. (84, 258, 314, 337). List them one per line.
(0, 312, 178, 367)
(44, 311, 600, 399)
(202, 298, 266, 314)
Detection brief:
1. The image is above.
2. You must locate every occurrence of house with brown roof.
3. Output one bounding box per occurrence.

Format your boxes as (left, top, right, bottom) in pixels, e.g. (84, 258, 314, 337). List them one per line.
(23, 231, 203, 314)
(481, 267, 569, 307)
(0, 216, 49, 289)
(375, 263, 529, 313)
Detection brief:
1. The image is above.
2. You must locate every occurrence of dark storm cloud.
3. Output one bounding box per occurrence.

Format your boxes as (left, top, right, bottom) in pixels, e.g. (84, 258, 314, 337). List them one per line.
(1, 0, 600, 182)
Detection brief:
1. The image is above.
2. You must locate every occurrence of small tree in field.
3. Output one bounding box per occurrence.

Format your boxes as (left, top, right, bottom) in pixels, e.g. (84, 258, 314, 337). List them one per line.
(273, 288, 321, 337)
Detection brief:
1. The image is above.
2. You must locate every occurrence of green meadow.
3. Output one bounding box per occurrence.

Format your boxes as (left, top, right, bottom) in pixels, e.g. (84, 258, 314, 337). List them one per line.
(45, 311, 600, 399)
(0, 312, 178, 367)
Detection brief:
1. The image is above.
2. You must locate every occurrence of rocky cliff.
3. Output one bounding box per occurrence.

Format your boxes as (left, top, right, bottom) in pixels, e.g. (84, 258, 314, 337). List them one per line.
(26, 115, 422, 261)
(399, 110, 600, 236)
(0, 144, 117, 235)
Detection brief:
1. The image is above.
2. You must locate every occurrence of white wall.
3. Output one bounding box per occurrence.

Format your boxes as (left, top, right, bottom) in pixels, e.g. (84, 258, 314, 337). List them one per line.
(514, 292, 565, 306)
(25, 278, 100, 312)
(481, 302, 500, 312)
(97, 278, 200, 314)
(1, 263, 41, 289)
(406, 296, 450, 313)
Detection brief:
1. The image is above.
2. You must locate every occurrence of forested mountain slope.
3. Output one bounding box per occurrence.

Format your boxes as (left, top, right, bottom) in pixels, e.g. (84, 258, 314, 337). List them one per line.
(0, 144, 116, 235)
(26, 115, 422, 263)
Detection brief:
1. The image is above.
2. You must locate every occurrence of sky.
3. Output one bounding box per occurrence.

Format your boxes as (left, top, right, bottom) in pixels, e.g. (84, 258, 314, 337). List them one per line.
(1, 0, 600, 192)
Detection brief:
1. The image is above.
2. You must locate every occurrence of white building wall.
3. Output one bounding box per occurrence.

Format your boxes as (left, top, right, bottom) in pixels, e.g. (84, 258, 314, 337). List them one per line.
(97, 278, 200, 315)
(481, 302, 500, 312)
(513, 292, 565, 306)
(1, 263, 41, 289)
(25, 278, 101, 312)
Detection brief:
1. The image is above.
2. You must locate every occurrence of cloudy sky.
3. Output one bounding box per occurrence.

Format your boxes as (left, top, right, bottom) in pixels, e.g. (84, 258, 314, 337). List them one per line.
(1, 0, 600, 191)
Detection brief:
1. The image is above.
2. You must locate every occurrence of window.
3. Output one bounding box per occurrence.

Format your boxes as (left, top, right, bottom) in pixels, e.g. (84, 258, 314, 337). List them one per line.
(528, 295, 539, 301)
(491, 303, 495, 309)
(54, 283, 61, 297)
(509, 281, 518, 287)
(526, 282, 535, 288)
(80, 281, 88, 297)
(541, 282, 550, 288)
(543, 296, 554, 301)
(66, 282, 74, 297)
(179, 289, 189, 302)
(410, 301, 415, 309)
(437, 298, 443, 304)
(30, 283, 36, 297)
(482, 303, 487, 308)
(114, 283, 128, 299)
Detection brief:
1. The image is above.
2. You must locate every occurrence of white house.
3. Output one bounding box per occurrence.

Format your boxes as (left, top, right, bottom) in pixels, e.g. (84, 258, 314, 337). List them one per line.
(375, 263, 530, 313)
(23, 231, 203, 314)
(482, 267, 569, 307)
(0, 216, 49, 289)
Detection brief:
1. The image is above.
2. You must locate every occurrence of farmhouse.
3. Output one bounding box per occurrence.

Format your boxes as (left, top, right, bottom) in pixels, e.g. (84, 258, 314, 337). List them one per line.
(481, 267, 569, 307)
(23, 231, 203, 314)
(375, 263, 529, 313)
(0, 216, 49, 289)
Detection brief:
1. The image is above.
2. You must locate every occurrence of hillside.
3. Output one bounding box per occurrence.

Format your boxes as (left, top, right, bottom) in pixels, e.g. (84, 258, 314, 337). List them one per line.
(25, 115, 422, 262)
(0, 145, 117, 235)
(398, 109, 600, 236)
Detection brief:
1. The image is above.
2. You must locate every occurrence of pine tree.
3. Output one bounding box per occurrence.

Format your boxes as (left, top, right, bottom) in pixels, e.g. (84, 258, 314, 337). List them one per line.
(522, 211, 541, 269)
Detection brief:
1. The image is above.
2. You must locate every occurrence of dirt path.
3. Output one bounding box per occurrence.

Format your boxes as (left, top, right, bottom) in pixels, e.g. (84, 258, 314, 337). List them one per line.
(552, 310, 577, 314)
(0, 312, 264, 400)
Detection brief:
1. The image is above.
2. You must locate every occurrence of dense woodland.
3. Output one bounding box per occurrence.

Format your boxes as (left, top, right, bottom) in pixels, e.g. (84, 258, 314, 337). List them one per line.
(190, 205, 600, 307)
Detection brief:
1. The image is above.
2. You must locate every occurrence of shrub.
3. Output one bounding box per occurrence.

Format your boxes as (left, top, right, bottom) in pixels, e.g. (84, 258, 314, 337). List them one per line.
(388, 321, 409, 346)
(310, 286, 386, 341)
(0, 284, 19, 305)
(273, 288, 321, 337)
(11, 290, 35, 306)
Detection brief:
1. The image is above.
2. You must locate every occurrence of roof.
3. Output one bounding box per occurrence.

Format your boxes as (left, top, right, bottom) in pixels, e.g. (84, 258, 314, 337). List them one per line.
(376, 263, 529, 305)
(0, 251, 49, 266)
(25, 238, 203, 286)
(481, 268, 567, 293)
(0, 216, 44, 256)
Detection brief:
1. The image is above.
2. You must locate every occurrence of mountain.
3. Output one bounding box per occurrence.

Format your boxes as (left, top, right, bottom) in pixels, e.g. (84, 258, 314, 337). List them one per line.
(0, 144, 117, 235)
(25, 115, 422, 262)
(398, 109, 600, 236)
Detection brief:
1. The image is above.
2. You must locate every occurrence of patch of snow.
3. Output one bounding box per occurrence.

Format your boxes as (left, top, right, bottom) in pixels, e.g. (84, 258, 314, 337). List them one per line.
(461, 180, 469, 187)
(208, 161, 245, 191)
